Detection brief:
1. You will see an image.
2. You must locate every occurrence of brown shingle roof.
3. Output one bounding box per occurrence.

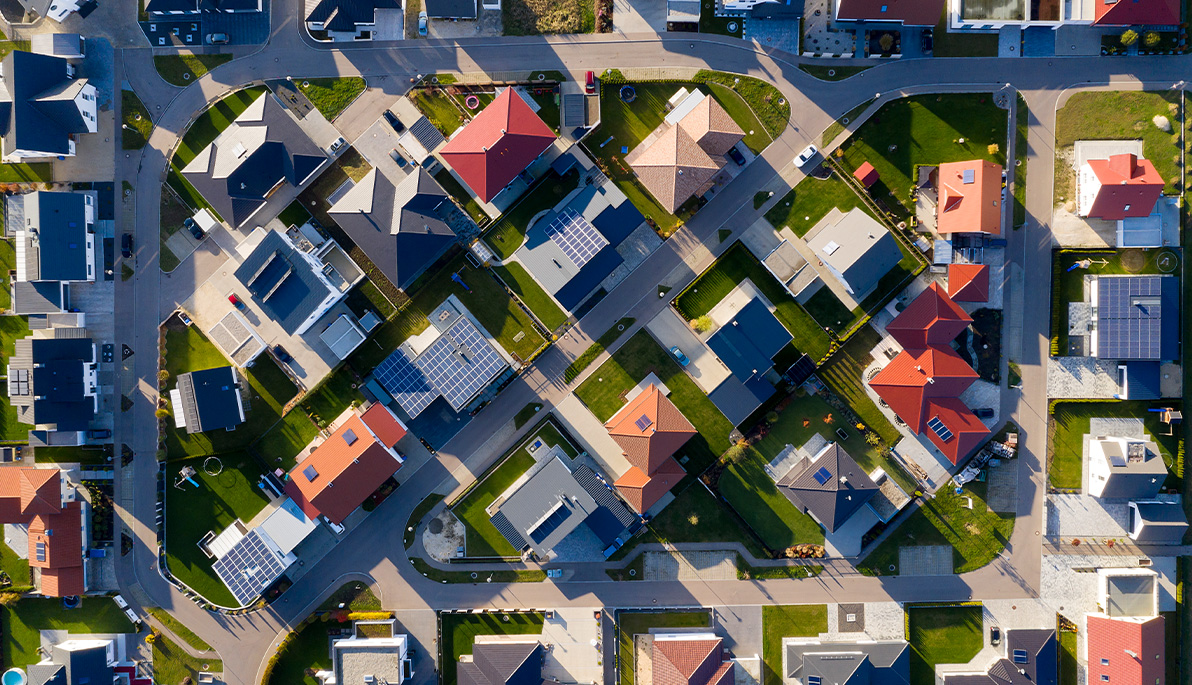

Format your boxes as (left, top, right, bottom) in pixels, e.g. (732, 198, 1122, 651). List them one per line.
(677, 96, 744, 157)
(629, 126, 721, 213)
(605, 384, 696, 475)
(653, 638, 724, 685)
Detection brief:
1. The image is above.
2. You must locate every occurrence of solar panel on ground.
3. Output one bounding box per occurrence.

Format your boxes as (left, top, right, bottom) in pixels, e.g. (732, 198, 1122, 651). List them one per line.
(546, 208, 608, 269)
(927, 416, 954, 442)
(212, 529, 287, 606)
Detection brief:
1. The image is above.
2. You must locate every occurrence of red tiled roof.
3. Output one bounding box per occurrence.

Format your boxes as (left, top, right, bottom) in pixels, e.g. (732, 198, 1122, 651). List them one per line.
(653, 637, 724, 685)
(886, 283, 972, 350)
(20, 468, 61, 515)
(1093, 0, 1178, 25)
(836, 0, 945, 25)
(869, 346, 979, 433)
(923, 398, 989, 463)
(936, 160, 1003, 235)
(854, 162, 879, 188)
(614, 457, 686, 514)
(439, 88, 556, 203)
(28, 501, 82, 572)
(1087, 615, 1165, 685)
(948, 264, 990, 302)
(39, 566, 84, 597)
(285, 412, 403, 524)
(1085, 154, 1164, 220)
(606, 385, 696, 476)
(360, 403, 407, 448)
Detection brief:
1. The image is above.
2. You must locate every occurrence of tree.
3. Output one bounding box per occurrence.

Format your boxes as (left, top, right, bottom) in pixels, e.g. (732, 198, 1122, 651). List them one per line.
(691, 315, 714, 333)
(1144, 31, 1161, 47)
(987, 143, 1000, 156)
(1120, 29, 1139, 46)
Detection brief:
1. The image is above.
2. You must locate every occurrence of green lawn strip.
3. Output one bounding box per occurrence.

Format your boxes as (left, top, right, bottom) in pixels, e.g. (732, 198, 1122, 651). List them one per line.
(443, 613, 544, 685)
(154, 54, 233, 88)
(0, 316, 33, 442)
(839, 93, 1007, 220)
(412, 88, 465, 136)
(453, 451, 537, 557)
(817, 324, 902, 447)
(254, 410, 320, 471)
(618, 611, 710, 685)
(531, 420, 579, 457)
(802, 287, 859, 334)
(738, 557, 822, 579)
(823, 99, 874, 148)
(0, 540, 29, 588)
(720, 448, 824, 549)
(4, 598, 135, 669)
(299, 77, 366, 121)
(907, 605, 984, 685)
(0, 161, 50, 183)
(514, 403, 543, 429)
(153, 634, 223, 685)
(1049, 400, 1181, 491)
(764, 170, 876, 238)
(1058, 629, 1077, 685)
(493, 262, 567, 331)
(1013, 94, 1028, 227)
(319, 582, 382, 611)
(159, 186, 192, 273)
(564, 317, 634, 383)
(146, 607, 213, 652)
(530, 92, 561, 130)
(575, 330, 733, 467)
(762, 605, 828, 685)
(265, 619, 330, 685)
(672, 242, 831, 361)
(405, 494, 446, 548)
(694, 70, 790, 140)
(33, 446, 108, 464)
(932, 9, 997, 56)
(617, 480, 770, 561)
(410, 558, 545, 583)
(433, 168, 488, 225)
(0, 240, 13, 310)
(346, 279, 398, 320)
(301, 366, 364, 428)
(164, 453, 270, 606)
(173, 87, 266, 168)
(121, 89, 153, 150)
(859, 482, 1013, 576)
(278, 200, 312, 229)
(482, 169, 579, 260)
(705, 82, 771, 153)
(798, 64, 871, 81)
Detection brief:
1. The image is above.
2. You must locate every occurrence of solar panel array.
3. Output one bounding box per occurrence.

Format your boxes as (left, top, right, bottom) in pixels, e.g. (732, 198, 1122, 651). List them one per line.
(812, 466, 832, 485)
(1097, 276, 1165, 360)
(212, 530, 287, 606)
(373, 350, 439, 417)
(546, 208, 608, 269)
(927, 417, 954, 442)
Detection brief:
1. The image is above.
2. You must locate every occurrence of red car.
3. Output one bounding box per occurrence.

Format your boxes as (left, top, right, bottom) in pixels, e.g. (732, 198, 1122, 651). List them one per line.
(228, 294, 246, 311)
(585, 71, 596, 94)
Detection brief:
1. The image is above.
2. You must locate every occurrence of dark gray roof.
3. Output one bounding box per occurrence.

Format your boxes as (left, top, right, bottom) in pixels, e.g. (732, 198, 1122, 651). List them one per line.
(146, 0, 258, 11)
(176, 366, 244, 434)
(1095, 275, 1179, 361)
(573, 464, 638, 530)
(1091, 437, 1167, 500)
(943, 630, 1056, 685)
(423, 0, 475, 17)
(233, 229, 336, 335)
(12, 281, 63, 314)
(0, 51, 92, 158)
(1104, 572, 1156, 617)
(1130, 501, 1188, 543)
(53, 644, 112, 685)
(785, 640, 909, 685)
(458, 642, 541, 685)
(806, 208, 903, 298)
(31, 33, 84, 58)
(8, 331, 95, 432)
(776, 443, 878, 533)
(406, 117, 446, 156)
(23, 191, 92, 282)
(27, 664, 66, 685)
(493, 456, 596, 557)
(306, 0, 399, 30)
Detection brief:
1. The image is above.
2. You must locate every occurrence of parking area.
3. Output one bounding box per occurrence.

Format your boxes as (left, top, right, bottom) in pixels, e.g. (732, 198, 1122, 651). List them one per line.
(352, 116, 415, 184)
(644, 309, 730, 393)
(140, 5, 270, 47)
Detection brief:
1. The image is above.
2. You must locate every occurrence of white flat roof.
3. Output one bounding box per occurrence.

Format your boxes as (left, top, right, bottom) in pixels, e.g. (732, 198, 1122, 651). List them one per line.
(208, 522, 246, 559)
(257, 497, 319, 556)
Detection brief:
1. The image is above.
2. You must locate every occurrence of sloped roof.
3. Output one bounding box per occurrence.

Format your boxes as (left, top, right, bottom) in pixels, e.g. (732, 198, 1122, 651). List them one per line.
(947, 264, 989, 302)
(605, 384, 696, 475)
(305, 0, 400, 31)
(1087, 615, 1163, 685)
(936, 160, 1002, 235)
(629, 125, 721, 213)
(39, 565, 84, 597)
(921, 397, 990, 464)
(458, 641, 541, 685)
(1093, 0, 1178, 25)
(439, 88, 556, 203)
(19, 467, 61, 515)
(29, 500, 83, 572)
(677, 96, 744, 157)
(776, 443, 879, 533)
(785, 640, 910, 685)
(869, 345, 979, 430)
(614, 457, 686, 514)
(361, 403, 407, 447)
(0, 51, 92, 158)
(653, 637, 724, 685)
(836, 0, 945, 24)
(886, 283, 972, 350)
(854, 161, 880, 187)
(1085, 154, 1165, 220)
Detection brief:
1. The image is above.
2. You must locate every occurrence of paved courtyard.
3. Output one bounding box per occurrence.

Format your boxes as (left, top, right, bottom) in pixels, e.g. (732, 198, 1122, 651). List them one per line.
(985, 460, 1018, 513)
(898, 545, 953, 576)
(643, 551, 737, 581)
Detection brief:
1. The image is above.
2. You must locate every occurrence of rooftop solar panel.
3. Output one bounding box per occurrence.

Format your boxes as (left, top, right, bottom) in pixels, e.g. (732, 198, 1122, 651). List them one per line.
(1097, 276, 1170, 360)
(634, 415, 653, 431)
(374, 349, 438, 417)
(927, 416, 954, 442)
(546, 208, 608, 269)
(813, 467, 832, 485)
(212, 529, 287, 606)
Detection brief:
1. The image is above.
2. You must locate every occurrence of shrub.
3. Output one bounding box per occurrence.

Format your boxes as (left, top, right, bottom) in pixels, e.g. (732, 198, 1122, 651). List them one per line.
(691, 315, 713, 333)
(1144, 31, 1161, 46)
(1120, 29, 1138, 45)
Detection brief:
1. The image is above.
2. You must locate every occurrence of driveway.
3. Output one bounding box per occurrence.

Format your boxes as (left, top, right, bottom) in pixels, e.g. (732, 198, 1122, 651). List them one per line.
(645, 309, 730, 393)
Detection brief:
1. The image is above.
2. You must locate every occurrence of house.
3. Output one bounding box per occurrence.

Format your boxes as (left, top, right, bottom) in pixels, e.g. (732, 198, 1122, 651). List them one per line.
(423, 0, 477, 18)
(327, 167, 457, 290)
(28, 640, 116, 685)
(285, 403, 407, 524)
(458, 640, 542, 685)
(491, 456, 597, 560)
(651, 633, 734, 685)
(30, 33, 85, 59)
(942, 629, 1056, 685)
(0, 51, 97, 162)
(804, 208, 902, 299)
(1089, 275, 1178, 362)
(316, 620, 410, 685)
(627, 89, 744, 213)
(835, 0, 945, 24)
(439, 88, 556, 203)
(884, 282, 972, 350)
(607, 384, 696, 513)
(145, 0, 260, 14)
(181, 93, 327, 228)
(7, 327, 97, 440)
(1087, 435, 1167, 499)
(1127, 500, 1187, 543)
(947, 264, 989, 303)
(208, 497, 318, 606)
(783, 639, 910, 685)
(705, 297, 794, 422)
(305, 0, 402, 40)
(775, 442, 878, 534)
(935, 160, 1002, 236)
(1093, 0, 1178, 25)
(1078, 154, 1164, 221)
(9, 191, 97, 315)
(172, 366, 246, 435)
(853, 161, 880, 188)
(0, 467, 87, 597)
(1087, 570, 1165, 685)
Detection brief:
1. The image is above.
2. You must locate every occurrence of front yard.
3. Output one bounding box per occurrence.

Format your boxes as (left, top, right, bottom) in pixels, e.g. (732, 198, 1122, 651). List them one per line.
(617, 611, 710, 685)
(298, 77, 366, 121)
(761, 605, 828, 685)
(718, 447, 825, 550)
(442, 612, 544, 685)
(266, 583, 381, 685)
(764, 171, 875, 238)
(121, 89, 153, 150)
(1048, 400, 1181, 491)
(907, 605, 984, 685)
(615, 480, 770, 561)
(153, 634, 223, 685)
(3, 598, 136, 669)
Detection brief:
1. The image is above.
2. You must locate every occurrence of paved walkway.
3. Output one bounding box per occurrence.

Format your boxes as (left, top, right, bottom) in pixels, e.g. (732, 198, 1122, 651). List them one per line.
(898, 545, 953, 576)
(643, 551, 738, 581)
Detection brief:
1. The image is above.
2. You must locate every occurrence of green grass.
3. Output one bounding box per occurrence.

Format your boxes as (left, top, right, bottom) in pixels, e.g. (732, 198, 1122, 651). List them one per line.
(798, 65, 871, 81)
(765, 171, 875, 238)
(673, 242, 831, 361)
(154, 54, 233, 87)
(146, 607, 213, 652)
(0, 541, 29, 589)
(932, 9, 998, 56)
(494, 261, 567, 331)
(299, 77, 366, 121)
(442, 613, 544, 685)
(483, 169, 579, 260)
(1049, 400, 1181, 491)
(153, 634, 222, 685)
(159, 186, 192, 273)
(33, 446, 108, 464)
(3, 598, 135, 669)
(278, 200, 312, 229)
(501, 0, 595, 35)
(173, 87, 266, 168)
(839, 94, 1008, 219)
(694, 70, 790, 141)
(0, 240, 13, 310)
(453, 451, 536, 557)
(823, 99, 874, 147)
(616, 480, 769, 560)
(618, 611, 709, 685)
(514, 403, 544, 429)
(1059, 629, 1077, 685)
(907, 605, 984, 685)
(762, 605, 828, 685)
(817, 324, 902, 446)
(266, 621, 328, 685)
(530, 91, 561, 130)
(433, 168, 488, 225)
(121, 89, 153, 149)
(254, 410, 320, 471)
(532, 420, 579, 457)
(1013, 94, 1028, 227)
(346, 279, 397, 320)
(704, 82, 771, 153)
(563, 317, 634, 383)
(0, 316, 33, 442)
(412, 88, 464, 136)
(720, 448, 824, 550)
(858, 482, 1013, 576)
(411, 559, 545, 583)
(164, 453, 269, 606)
(0, 161, 50, 183)
(319, 582, 382, 611)
(575, 330, 732, 469)
(803, 287, 859, 334)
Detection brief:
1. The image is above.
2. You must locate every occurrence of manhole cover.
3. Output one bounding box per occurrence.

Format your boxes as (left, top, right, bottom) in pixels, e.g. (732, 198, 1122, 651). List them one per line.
(428, 518, 444, 534)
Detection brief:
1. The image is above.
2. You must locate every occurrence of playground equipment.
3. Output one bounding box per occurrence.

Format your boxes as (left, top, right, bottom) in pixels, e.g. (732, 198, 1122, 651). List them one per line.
(465, 95, 480, 110)
(203, 456, 223, 476)
(451, 271, 471, 293)
(174, 466, 200, 490)
(619, 85, 636, 103)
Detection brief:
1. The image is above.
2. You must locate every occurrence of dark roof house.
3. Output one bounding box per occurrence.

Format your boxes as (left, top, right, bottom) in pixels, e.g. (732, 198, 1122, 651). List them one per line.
(14, 190, 96, 285)
(1093, 275, 1179, 361)
(805, 208, 902, 299)
(6, 328, 96, 434)
(28, 641, 114, 685)
(1128, 500, 1188, 544)
(784, 640, 910, 685)
(305, 0, 401, 37)
(145, 0, 260, 13)
(943, 630, 1056, 685)
(458, 641, 542, 685)
(491, 455, 597, 559)
(174, 366, 245, 434)
(0, 51, 97, 161)
(1087, 436, 1167, 500)
(706, 297, 793, 412)
(775, 442, 879, 533)
(232, 229, 347, 336)
(423, 0, 476, 18)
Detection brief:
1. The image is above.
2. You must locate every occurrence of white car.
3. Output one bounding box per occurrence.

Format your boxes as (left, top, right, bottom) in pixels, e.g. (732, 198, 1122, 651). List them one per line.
(795, 144, 819, 168)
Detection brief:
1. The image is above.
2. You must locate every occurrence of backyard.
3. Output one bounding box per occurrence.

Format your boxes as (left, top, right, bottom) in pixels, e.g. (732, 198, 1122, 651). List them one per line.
(3, 598, 136, 669)
(761, 605, 828, 685)
(718, 447, 825, 550)
(816, 324, 903, 447)
(493, 261, 568, 331)
(564, 317, 634, 383)
(616, 480, 769, 561)
(906, 604, 984, 685)
(1049, 400, 1181, 491)
(154, 54, 232, 87)
(0, 316, 34, 442)
(617, 611, 710, 685)
(298, 77, 366, 121)
(266, 583, 381, 685)
(411, 87, 465, 136)
(442, 612, 544, 685)
(254, 365, 366, 470)
(482, 169, 580, 260)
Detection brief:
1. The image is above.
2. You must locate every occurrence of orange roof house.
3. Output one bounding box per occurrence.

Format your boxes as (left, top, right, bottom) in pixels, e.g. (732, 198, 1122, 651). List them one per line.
(285, 404, 407, 524)
(652, 634, 735, 685)
(607, 384, 696, 513)
(869, 346, 979, 431)
(947, 263, 990, 302)
(0, 467, 84, 596)
(1087, 614, 1165, 685)
(936, 160, 1003, 235)
(885, 283, 972, 350)
(854, 162, 880, 188)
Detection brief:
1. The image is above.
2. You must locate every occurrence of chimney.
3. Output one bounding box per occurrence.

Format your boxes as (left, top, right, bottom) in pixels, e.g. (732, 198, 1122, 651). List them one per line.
(927, 377, 935, 384)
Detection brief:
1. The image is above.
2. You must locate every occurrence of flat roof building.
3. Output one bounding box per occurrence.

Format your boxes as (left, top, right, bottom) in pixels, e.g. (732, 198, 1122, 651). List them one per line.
(805, 208, 902, 299)
(233, 229, 351, 337)
(1091, 275, 1179, 362)
(1087, 435, 1167, 500)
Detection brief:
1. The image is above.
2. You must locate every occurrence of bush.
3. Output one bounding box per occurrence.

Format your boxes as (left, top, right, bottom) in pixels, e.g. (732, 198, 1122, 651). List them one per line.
(1120, 29, 1138, 45)
(1144, 31, 1160, 46)
(692, 315, 713, 333)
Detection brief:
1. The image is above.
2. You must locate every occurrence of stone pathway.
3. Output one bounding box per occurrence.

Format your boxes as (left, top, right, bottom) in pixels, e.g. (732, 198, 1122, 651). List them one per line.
(643, 551, 736, 581)
(985, 460, 1018, 513)
(898, 545, 953, 576)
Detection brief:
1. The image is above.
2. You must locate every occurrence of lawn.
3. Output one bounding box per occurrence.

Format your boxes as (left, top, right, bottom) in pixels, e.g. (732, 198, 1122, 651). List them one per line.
(1058, 629, 1077, 685)
(433, 168, 488, 225)
(493, 261, 568, 331)
(563, 317, 634, 383)
(163, 452, 270, 606)
(442, 612, 544, 685)
(617, 611, 709, 685)
(803, 287, 859, 334)
(1049, 400, 1181, 491)
(0, 240, 13, 310)
(266, 584, 381, 685)
(838, 94, 1008, 219)
(762, 605, 828, 685)
(482, 169, 580, 260)
(153, 634, 222, 685)
(121, 89, 153, 150)
(575, 330, 733, 470)
(411, 88, 465, 136)
(277, 200, 312, 229)
(453, 451, 536, 557)
(146, 607, 212, 652)
(1055, 90, 1182, 193)
(3, 598, 136, 669)
(173, 87, 266, 168)
(858, 481, 1013, 576)
(0, 541, 29, 589)
(165, 169, 219, 223)
(764, 171, 875, 238)
(503, 0, 594, 34)
(694, 71, 790, 141)
(33, 446, 109, 465)
(0, 316, 33, 442)
(616, 480, 769, 561)
(154, 54, 232, 88)
(299, 77, 366, 122)
(823, 99, 874, 147)
(719, 447, 825, 550)
(253, 407, 320, 470)
(816, 324, 902, 447)
(672, 242, 831, 362)
(1013, 94, 1028, 227)
(907, 605, 984, 685)
(0, 161, 50, 183)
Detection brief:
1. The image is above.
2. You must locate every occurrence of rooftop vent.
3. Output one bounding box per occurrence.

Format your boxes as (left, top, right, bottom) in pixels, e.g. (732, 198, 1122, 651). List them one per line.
(344, 429, 358, 446)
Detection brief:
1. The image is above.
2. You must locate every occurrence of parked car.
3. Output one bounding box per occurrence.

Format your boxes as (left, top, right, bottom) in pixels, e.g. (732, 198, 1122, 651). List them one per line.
(383, 109, 405, 133)
(121, 233, 133, 258)
(183, 216, 205, 240)
(974, 407, 995, 418)
(418, 11, 428, 35)
(329, 136, 346, 153)
(585, 71, 596, 94)
(87, 429, 111, 440)
(920, 28, 933, 54)
(669, 346, 690, 367)
(795, 144, 819, 168)
(206, 32, 229, 44)
(990, 626, 1001, 647)
(727, 146, 746, 166)
(273, 345, 292, 363)
(389, 148, 408, 168)
(228, 294, 246, 311)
